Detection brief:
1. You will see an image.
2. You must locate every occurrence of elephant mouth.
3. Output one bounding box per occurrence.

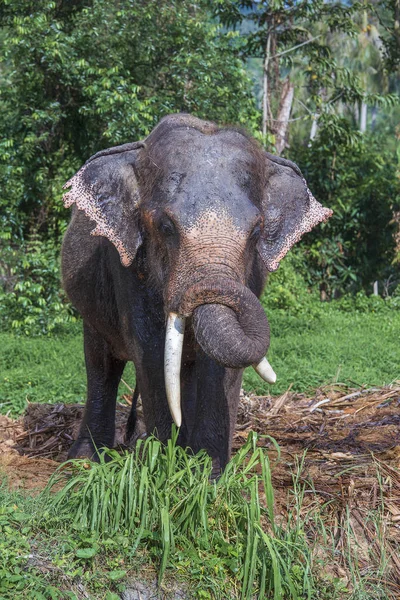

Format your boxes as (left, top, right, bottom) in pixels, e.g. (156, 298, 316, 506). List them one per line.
(164, 278, 276, 426)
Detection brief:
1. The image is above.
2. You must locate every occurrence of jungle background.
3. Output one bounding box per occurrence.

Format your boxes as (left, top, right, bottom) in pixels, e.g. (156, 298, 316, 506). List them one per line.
(1, 1, 400, 599)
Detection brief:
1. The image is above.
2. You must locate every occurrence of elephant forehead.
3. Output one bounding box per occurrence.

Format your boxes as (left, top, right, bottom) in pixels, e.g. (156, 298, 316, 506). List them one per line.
(148, 126, 255, 171)
(161, 134, 250, 172)
(169, 183, 260, 233)
(147, 130, 262, 230)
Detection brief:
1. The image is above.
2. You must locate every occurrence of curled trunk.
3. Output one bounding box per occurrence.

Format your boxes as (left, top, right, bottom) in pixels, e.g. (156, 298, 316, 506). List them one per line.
(177, 278, 270, 369)
(164, 279, 273, 426)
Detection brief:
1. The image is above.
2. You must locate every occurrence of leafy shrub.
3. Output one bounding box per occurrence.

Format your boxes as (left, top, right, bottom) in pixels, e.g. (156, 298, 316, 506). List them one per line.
(294, 130, 400, 298)
(262, 251, 318, 314)
(335, 289, 400, 313)
(0, 236, 76, 335)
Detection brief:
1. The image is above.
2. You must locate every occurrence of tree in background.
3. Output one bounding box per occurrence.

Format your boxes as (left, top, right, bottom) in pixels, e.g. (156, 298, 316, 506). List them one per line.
(213, 0, 397, 152)
(0, 0, 259, 333)
(214, 0, 399, 297)
(0, 0, 258, 242)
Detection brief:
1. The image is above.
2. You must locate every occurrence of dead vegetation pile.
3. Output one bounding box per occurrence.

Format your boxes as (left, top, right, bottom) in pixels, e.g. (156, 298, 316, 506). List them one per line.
(1, 383, 400, 593)
(236, 383, 400, 593)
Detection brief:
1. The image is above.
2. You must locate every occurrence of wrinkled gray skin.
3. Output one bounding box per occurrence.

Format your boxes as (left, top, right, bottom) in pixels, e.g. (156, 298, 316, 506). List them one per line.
(61, 113, 331, 472)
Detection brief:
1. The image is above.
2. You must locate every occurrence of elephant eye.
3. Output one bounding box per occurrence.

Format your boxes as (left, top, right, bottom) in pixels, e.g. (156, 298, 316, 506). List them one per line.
(158, 215, 176, 237)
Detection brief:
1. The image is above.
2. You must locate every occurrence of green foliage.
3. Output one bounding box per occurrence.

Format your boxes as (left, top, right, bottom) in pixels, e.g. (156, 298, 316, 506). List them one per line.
(0, 236, 76, 335)
(335, 289, 400, 313)
(0, 485, 69, 599)
(376, 0, 400, 69)
(0, 0, 258, 241)
(293, 131, 400, 297)
(262, 252, 316, 313)
(43, 432, 317, 598)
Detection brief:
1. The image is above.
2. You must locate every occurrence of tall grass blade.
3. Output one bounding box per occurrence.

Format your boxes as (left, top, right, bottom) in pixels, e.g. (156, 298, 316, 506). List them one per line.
(43, 431, 320, 597)
(159, 505, 171, 583)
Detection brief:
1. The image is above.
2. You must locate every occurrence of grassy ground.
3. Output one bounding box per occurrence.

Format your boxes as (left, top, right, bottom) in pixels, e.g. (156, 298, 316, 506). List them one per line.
(1, 430, 398, 600)
(1, 302, 399, 598)
(1, 305, 399, 416)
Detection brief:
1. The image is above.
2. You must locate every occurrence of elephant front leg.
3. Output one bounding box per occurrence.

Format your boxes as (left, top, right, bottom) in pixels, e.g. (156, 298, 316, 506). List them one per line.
(69, 323, 126, 460)
(189, 351, 243, 474)
(134, 354, 196, 447)
(135, 353, 174, 444)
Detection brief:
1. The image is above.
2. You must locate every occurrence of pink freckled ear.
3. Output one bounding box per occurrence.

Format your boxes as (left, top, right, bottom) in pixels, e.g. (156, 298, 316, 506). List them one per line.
(62, 145, 143, 267)
(63, 189, 74, 209)
(91, 224, 108, 237)
(259, 154, 333, 271)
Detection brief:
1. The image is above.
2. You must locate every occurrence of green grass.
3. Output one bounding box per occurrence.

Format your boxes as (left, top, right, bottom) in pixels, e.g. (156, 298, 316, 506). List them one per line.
(244, 304, 400, 395)
(43, 431, 307, 599)
(1, 304, 399, 416)
(0, 323, 135, 416)
(0, 434, 395, 599)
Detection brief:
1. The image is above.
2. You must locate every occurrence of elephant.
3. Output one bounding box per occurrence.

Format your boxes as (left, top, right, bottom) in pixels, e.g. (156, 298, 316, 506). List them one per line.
(61, 113, 332, 472)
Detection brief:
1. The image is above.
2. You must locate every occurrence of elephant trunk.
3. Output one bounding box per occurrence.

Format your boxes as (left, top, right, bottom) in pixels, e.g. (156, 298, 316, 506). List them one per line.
(164, 279, 276, 427)
(192, 292, 269, 369)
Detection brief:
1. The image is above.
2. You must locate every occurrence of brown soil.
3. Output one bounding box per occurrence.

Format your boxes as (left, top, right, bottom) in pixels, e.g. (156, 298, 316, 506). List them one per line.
(1, 384, 400, 594)
(1, 384, 400, 497)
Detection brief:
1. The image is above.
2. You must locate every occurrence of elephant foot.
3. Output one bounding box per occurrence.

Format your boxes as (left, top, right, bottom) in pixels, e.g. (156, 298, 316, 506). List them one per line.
(210, 456, 222, 481)
(67, 437, 109, 461)
(125, 408, 137, 444)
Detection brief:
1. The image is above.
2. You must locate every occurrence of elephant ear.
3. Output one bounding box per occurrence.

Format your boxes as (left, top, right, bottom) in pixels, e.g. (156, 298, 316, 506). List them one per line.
(63, 141, 145, 267)
(259, 153, 333, 272)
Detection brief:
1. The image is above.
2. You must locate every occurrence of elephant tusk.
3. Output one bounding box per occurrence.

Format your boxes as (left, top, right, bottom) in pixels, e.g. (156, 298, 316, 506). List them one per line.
(252, 357, 276, 384)
(164, 312, 186, 427)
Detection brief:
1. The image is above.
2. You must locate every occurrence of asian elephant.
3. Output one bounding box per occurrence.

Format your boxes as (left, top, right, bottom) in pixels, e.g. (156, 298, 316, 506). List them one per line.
(61, 113, 332, 472)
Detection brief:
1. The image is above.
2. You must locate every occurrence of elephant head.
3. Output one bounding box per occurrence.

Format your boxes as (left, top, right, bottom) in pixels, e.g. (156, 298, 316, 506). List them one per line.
(63, 114, 332, 427)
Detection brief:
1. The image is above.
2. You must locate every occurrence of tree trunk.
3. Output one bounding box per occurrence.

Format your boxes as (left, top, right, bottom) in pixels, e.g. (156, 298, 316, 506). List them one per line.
(274, 78, 294, 154)
(309, 115, 319, 143)
(360, 101, 367, 132)
(354, 102, 360, 124)
(262, 33, 271, 139)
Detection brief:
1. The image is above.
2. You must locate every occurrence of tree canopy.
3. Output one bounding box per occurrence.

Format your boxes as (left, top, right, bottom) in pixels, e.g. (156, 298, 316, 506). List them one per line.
(0, 0, 399, 332)
(0, 0, 258, 239)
